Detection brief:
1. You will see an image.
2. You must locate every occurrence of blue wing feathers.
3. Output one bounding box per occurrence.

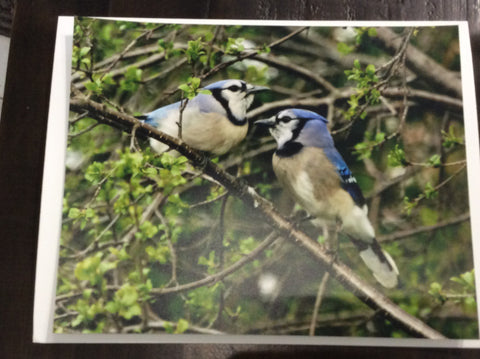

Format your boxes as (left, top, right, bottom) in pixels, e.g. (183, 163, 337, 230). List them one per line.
(323, 147, 366, 207)
(144, 102, 180, 126)
(144, 93, 224, 126)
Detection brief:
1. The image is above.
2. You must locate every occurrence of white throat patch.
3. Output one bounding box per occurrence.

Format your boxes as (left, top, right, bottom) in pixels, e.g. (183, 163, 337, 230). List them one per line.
(228, 93, 253, 120)
(270, 119, 299, 148)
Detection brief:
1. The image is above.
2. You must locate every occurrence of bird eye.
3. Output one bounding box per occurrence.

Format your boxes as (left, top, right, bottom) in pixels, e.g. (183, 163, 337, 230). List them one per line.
(281, 116, 292, 123)
(228, 85, 240, 92)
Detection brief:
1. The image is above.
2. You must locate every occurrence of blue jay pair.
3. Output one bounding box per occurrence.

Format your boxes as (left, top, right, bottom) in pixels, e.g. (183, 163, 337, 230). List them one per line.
(141, 80, 398, 288)
(256, 109, 399, 288)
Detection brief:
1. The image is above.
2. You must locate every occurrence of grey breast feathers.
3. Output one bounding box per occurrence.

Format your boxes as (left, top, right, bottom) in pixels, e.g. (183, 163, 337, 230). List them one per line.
(272, 147, 346, 220)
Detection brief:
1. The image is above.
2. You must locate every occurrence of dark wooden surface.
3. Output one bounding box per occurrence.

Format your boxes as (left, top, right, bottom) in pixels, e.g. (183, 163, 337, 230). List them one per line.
(0, 0, 14, 36)
(1, 1, 480, 358)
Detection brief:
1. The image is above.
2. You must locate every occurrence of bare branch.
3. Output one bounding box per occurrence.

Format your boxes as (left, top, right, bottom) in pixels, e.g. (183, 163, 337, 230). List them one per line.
(376, 27, 462, 98)
(309, 272, 330, 336)
(123, 320, 225, 335)
(199, 27, 309, 81)
(68, 121, 99, 138)
(150, 231, 279, 296)
(253, 53, 337, 93)
(99, 25, 165, 79)
(378, 212, 470, 243)
(247, 86, 462, 121)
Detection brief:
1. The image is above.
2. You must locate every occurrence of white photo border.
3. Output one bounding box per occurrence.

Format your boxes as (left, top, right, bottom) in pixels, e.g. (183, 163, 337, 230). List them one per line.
(33, 17, 480, 346)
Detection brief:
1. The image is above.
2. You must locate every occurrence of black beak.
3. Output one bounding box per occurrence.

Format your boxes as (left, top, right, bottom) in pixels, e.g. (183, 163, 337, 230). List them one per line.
(254, 116, 276, 128)
(246, 85, 270, 95)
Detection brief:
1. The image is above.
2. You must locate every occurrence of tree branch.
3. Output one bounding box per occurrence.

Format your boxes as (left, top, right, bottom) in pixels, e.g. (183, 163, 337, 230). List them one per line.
(309, 272, 330, 336)
(253, 53, 337, 93)
(375, 27, 462, 98)
(378, 212, 470, 243)
(247, 86, 462, 121)
(199, 27, 309, 81)
(68, 96, 446, 339)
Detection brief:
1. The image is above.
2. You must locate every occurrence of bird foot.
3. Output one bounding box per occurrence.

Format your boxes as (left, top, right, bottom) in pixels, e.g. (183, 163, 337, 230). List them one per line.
(196, 152, 210, 171)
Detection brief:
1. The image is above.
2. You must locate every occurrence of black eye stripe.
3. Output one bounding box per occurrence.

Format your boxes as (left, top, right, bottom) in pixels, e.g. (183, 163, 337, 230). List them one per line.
(225, 81, 246, 93)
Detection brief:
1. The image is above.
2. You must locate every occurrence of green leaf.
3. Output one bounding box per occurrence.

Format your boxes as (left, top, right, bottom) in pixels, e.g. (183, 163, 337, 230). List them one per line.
(105, 301, 119, 314)
(72, 314, 84, 327)
(79, 46, 91, 57)
(164, 321, 174, 334)
(109, 247, 130, 260)
(122, 303, 142, 320)
(337, 42, 354, 55)
(374, 131, 385, 143)
(84, 80, 102, 95)
(68, 208, 81, 219)
(185, 38, 206, 63)
(178, 84, 190, 92)
(428, 282, 446, 303)
(175, 319, 189, 334)
(197, 89, 212, 96)
(388, 144, 407, 167)
(85, 162, 105, 184)
(423, 182, 438, 199)
(116, 284, 138, 306)
(427, 154, 442, 167)
(82, 289, 93, 300)
(451, 269, 476, 290)
(120, 66, 143, 93)
(442, 126, 464, 148)
(260, 44, 271, 54)
(74, 253, 102, 284)
(403, 196, 418, 215)
(365, 64, 376, 75)
(224, 37, 245, 55)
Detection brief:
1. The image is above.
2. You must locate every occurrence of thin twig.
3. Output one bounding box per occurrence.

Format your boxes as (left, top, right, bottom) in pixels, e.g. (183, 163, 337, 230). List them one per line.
(309, 272, 330, 336)
(378, 212, 470, 243)
(189, 190, 229, 208)
(100, 25, 165, 80)
(68, 122, 99, 138)
(69, 111, 89, 125)
(212, 193, 229, 329)
(155, 209, 179, 286)
(150, 232, 278, 297)
(56, 231, 280, 304)
(253, 53, 337, 93)
(199, 27, 309, 80)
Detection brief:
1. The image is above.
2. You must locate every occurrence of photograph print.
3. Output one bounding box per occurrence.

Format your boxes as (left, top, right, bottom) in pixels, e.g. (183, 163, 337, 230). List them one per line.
(52, 17, 478, 340)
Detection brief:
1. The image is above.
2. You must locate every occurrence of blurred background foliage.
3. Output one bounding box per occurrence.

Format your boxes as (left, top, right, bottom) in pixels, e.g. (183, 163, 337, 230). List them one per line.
(56, 17, 477, 338)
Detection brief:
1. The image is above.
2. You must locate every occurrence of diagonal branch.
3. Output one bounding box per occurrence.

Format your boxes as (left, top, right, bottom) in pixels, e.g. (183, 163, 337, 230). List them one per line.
(375, 27, 462, 98)
(199, 26, 309, 81)
(378, 212, 470, 243)
(69, 96, 446, 339)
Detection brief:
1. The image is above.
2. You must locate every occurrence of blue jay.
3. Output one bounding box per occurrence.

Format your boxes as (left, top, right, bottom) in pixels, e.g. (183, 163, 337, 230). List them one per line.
(139, 79, 268, 155)
(255, 109, 399, 288)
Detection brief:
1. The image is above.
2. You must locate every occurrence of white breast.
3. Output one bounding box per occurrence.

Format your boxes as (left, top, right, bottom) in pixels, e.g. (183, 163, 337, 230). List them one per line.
(149, 108, 247, 155)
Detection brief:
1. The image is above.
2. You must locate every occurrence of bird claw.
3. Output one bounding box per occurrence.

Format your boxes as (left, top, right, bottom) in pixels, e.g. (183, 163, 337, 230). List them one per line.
(196, 151, 209, 171)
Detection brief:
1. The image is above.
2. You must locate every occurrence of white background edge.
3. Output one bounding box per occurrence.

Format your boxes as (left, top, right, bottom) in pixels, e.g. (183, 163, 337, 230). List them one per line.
(459, 21, 480, 339)
(33, 16, 73, 343)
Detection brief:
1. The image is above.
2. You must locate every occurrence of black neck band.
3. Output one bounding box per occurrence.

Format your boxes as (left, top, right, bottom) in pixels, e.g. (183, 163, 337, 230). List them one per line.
(276, 142, 304, 157)
(210, 89, 246, 126)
